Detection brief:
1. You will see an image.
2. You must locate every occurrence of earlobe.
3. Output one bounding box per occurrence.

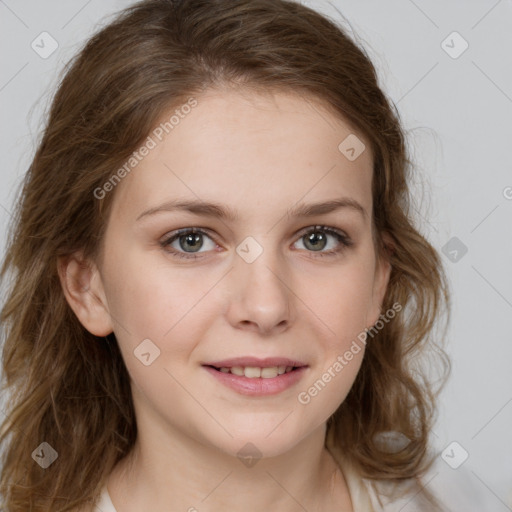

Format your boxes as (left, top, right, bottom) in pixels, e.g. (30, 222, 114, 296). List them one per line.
(57, 252, 113, 337)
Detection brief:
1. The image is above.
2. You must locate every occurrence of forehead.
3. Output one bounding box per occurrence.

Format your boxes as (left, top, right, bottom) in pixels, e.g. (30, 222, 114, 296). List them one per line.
(109, 88, 374, 223)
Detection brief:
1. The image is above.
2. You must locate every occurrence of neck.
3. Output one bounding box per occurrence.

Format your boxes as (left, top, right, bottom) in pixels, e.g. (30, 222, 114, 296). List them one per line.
(107, 422, 352, 511)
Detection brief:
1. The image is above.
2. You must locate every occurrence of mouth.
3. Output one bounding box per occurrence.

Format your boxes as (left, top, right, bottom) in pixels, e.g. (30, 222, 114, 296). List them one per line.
(204, 364, 301, 379)
(201, 357, 308, 396)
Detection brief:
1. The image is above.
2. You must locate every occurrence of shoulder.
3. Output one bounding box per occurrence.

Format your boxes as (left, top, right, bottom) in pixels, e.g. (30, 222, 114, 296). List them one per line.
(330, 440, 497, 512)
(362, 456, 498, 512)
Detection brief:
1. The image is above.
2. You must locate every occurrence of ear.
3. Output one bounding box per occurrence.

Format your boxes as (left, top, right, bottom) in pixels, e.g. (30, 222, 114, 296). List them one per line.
(57, 251, 113, 337)
(367, 232, 394, 327)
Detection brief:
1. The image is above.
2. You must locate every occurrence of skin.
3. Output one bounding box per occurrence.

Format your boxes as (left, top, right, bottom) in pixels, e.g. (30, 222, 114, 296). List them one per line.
(60, 88, 391, 512)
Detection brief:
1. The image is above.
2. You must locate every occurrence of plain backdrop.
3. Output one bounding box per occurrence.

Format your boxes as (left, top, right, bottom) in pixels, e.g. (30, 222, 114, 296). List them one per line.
(1, 0, 511, 509)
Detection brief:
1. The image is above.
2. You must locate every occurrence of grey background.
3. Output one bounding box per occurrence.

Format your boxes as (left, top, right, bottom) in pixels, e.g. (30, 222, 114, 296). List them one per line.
(1, 0, 511, 509)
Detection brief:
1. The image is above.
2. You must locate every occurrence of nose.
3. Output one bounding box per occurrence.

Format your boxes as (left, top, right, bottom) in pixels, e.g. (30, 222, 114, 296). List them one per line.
(224, 242, 293, 336)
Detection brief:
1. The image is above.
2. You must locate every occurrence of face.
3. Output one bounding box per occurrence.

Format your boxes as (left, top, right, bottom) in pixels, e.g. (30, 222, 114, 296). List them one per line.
(65, 88, 390, 460)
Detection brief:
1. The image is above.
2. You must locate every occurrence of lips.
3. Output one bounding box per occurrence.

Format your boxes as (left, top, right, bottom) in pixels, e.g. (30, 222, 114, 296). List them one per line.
(204, 357, 307, 369)
(202, 357, 308, 395)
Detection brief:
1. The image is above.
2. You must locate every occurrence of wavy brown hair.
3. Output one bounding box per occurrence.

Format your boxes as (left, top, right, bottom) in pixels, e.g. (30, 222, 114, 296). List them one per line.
(0, 0, 451, 510)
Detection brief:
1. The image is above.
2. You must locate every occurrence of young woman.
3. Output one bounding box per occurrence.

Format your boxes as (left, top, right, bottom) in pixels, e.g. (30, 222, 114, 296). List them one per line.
(0, 0, 456, 510)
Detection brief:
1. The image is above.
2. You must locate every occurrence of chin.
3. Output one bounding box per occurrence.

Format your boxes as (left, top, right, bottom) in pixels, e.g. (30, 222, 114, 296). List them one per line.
(205, 423, 311, 462)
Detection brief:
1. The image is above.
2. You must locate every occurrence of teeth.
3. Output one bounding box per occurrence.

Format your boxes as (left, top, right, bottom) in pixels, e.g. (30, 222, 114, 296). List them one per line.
(217, 365, 296, 378)
(261, 367, 279, 378)
(230, 366, 245, 376)
(244, 366, 261, 378)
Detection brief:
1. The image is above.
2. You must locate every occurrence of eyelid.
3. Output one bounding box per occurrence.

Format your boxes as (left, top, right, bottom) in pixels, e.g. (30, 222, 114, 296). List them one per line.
(295, 224, 350, 241)
(162, 226, 217, 239)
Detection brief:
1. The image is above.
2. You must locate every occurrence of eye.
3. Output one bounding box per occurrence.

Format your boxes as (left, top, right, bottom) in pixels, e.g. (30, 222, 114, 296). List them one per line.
(160, 228, 217, 259)
(292, 225, 353, 257)
(160, 225, 353, 261)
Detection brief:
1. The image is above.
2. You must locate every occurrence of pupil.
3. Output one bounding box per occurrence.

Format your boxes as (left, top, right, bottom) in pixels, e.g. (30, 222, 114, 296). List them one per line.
(180, 233, 202, 252)
(305, 231, 326, 251)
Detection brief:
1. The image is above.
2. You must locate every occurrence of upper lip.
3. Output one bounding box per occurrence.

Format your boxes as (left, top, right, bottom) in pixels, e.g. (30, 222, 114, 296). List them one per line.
(203, 357, 308, 368)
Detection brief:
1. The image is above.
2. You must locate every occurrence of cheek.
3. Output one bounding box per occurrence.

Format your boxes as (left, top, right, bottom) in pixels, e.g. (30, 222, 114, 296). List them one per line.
(104, 248, 187, 323)
(297, 346, 364, 426)
(103, 251, 220, 361)
(293, 262, 373, 410)
(306, 261, 376, 340)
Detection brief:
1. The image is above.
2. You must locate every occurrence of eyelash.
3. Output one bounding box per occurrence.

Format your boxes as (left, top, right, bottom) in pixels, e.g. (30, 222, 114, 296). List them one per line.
(160, 225, 353, 260)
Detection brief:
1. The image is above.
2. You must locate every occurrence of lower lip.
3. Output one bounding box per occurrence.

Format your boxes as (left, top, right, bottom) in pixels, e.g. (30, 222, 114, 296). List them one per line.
(203, 366, 308, 396)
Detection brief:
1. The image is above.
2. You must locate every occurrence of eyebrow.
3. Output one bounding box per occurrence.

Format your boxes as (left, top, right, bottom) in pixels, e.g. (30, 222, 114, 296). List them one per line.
(136, 197, 368, 222)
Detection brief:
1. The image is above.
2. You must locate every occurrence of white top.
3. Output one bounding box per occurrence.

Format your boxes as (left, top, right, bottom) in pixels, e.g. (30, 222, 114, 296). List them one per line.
(94, 484, 116, 512)
(92, 454, 499, 511)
